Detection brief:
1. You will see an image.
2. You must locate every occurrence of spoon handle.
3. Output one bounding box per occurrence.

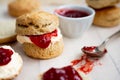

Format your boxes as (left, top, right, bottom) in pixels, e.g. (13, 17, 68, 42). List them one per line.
(98, 30, 120, 51)
(108, 30, 120, 39)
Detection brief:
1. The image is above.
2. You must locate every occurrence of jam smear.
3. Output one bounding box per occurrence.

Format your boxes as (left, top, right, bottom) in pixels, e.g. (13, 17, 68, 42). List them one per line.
(56, 9, 89, 18)
(28, 30, 57, 48)
(0, 47, 13, 66)
(43, 66, 83, 80)
(71, 54, 102, 74)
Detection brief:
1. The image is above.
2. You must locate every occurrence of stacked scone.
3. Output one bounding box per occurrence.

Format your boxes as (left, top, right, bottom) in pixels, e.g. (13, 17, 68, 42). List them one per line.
(86, 0, 120, 27)
(16, 11, 64, 59)
(0, 45, 23, 80)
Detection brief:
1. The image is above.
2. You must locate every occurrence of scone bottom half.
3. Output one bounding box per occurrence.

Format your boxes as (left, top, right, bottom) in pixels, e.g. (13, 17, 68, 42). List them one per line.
(23, 38, 64, 59)
(16, 11, 64, 59)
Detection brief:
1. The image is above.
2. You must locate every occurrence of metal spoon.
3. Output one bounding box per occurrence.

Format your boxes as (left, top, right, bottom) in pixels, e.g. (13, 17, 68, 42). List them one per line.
(81, 30, 120, 57)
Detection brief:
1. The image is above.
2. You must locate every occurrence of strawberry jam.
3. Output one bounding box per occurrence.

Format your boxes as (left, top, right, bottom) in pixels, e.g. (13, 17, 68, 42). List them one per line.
(28, 30, 57, 48)
(42, 66, 83, 80)
(82, 46, 97, 53)
(0, 47, 13, 66)
(56, 9, 89, 18)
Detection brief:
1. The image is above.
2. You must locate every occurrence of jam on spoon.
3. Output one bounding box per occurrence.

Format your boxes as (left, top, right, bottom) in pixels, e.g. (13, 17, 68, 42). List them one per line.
(42, 66, 83, 80)
(0, 47, 13, 66)
(82, 46, 107, 57)
(81, 30, 120, 57)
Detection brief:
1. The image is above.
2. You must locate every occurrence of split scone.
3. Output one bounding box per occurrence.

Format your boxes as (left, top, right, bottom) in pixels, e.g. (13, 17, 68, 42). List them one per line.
(8, 0, 40, 17)
(16, 11, 64, 59)
(0, 20, 16, 44)
(39, 66, 89, 80)
(0, 45, 23, 80)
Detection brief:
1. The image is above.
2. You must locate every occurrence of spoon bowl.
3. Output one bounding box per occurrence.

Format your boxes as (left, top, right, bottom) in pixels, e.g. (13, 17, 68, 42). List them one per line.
(81, 46, 107, 57)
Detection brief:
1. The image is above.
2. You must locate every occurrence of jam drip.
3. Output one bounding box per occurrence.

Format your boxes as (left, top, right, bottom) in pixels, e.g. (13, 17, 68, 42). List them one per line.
(0, 47, 13, 66)
(43, 66, 83, 80)
(28, 30, 57, 48)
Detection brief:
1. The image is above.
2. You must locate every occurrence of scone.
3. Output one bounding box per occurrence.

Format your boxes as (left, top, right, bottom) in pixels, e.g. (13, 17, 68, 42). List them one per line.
(16, 11, 64, 59)
(39, 66, 89, 80)
(93, 6, 120, 27)
(0, 20, 16, 44)
(0, 45, 23, 80)
(8, 0, 40, 17)
(86, 0, 120, 9)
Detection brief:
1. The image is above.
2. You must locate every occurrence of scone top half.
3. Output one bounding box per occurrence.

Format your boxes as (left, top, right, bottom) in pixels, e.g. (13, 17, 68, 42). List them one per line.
(16, 11, 59, 35)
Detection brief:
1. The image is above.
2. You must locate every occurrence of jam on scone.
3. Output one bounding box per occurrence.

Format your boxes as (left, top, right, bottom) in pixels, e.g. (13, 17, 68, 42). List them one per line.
(42, 66, 83, 80)
(0, 47, 13, 66)
(0, 46, 23, 80)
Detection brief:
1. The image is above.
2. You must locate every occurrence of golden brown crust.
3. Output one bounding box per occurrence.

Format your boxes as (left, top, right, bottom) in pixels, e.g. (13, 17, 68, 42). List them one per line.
(23, 39, 64, 59)
(93, 6, 120, 27)
(0, 35, 16, 44)
(8, 0, 40, 17)
(86, 0, 120, 9)
(16, 11, 59, 35)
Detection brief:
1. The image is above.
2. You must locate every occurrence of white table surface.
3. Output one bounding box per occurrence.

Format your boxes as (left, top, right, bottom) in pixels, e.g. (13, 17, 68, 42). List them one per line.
(0, 0, 120, 80)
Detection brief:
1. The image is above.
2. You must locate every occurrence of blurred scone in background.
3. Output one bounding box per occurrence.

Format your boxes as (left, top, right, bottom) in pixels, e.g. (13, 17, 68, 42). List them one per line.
(0, 0, 86, 6)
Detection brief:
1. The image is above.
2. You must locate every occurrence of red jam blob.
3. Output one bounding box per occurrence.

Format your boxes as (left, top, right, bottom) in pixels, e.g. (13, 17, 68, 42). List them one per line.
(28, 30, 57, 48)
(82, 46, 96, 52)
(0, 47, 13, 66)
(43, 66, 83, 80)
(56, 9, 89, 18)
